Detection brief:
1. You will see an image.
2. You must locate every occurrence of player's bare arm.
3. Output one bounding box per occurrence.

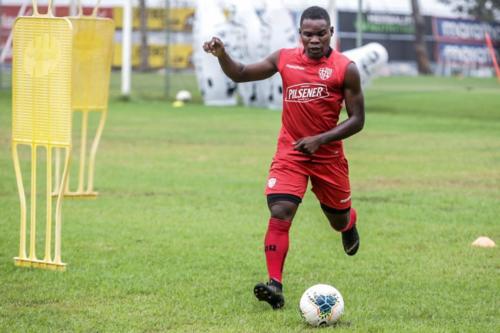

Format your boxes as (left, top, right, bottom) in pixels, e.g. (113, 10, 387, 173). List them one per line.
(293, 63, 365, 155)
(203, 37, 279, 82)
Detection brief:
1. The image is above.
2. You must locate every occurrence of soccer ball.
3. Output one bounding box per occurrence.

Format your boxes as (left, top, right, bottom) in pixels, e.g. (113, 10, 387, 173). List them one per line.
(176, 90, 192, 102)
(299, 284, 344, 327)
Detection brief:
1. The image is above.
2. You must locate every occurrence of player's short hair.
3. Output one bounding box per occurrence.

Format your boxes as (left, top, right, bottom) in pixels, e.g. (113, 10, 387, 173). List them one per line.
(300, 6, 331, 26)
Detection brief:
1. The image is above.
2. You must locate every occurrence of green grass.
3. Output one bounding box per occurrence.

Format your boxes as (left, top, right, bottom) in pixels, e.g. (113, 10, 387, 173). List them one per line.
(0, 76, 499, 332)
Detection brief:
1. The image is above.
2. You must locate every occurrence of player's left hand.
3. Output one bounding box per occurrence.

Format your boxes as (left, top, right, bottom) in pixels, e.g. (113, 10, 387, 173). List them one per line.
(293, 136, 322, 155)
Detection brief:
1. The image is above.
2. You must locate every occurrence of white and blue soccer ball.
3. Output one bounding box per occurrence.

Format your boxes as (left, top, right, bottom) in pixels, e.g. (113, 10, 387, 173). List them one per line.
(299, 284, 344, 327)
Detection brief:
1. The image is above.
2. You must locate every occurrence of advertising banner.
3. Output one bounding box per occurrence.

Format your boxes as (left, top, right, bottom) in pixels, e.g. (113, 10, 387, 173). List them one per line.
(437, 43, 493, 66)
(433, 17, 500, 44)
(433, 17, 500, 68)
(113, 7, 194, 32)
(112, 44, 192, 69)
(337, 11, 434, 62)
(361, 13, 414, 34)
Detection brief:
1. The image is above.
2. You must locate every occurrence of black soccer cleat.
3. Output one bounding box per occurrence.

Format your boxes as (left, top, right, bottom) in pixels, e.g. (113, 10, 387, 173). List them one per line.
(342, 225, 360, 256)
(254, 280, 285, 309)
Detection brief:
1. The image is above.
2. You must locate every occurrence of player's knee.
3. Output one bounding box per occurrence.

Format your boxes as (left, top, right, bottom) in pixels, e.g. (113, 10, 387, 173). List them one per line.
(269, 204, 296, 221)
(321, 204, 350, 231)
(267, 194, 301, 221)
(329, 219, 348, 231)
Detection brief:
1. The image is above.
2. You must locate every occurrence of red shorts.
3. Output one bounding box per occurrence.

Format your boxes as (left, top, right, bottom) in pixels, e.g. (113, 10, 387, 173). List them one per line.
(264, 157, 351, 210)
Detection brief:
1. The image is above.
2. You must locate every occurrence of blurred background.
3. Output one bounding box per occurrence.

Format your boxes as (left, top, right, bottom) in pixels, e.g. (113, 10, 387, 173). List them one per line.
(1, 0, 499, 100)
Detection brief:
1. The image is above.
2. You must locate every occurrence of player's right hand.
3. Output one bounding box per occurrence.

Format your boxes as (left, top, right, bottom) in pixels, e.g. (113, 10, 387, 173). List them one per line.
(203, 37, 225, 58)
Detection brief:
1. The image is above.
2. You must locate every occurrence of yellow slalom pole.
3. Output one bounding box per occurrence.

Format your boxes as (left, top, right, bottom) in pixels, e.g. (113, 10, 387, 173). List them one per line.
(44, 146, 53, 262)
(54, 147, 71, 266)
(77, 110, 88, 193)
(54, 147, 61, 194)
(29, 145, 37, 261)
(87, 109, 107, 192)
(12, 143, 27, 260)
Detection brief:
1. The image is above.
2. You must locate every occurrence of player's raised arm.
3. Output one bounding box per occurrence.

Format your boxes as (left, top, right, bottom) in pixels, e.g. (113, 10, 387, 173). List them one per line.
(203, 37, 278, 83)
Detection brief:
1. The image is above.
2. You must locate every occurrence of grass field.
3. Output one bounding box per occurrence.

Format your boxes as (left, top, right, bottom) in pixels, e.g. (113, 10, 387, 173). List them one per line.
(0, 76, 499, 332)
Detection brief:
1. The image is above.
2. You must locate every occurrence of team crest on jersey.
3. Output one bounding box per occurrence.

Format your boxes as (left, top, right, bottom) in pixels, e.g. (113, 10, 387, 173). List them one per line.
(318, 67, 333, 80)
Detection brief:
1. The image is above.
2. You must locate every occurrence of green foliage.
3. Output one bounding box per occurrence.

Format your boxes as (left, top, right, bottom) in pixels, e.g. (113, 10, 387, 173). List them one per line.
(439, 0, 500, 21)
(0, 76, 499, 332)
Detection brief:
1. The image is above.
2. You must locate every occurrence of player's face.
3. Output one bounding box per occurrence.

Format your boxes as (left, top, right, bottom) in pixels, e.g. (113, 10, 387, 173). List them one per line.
(299, 19, 333, 59)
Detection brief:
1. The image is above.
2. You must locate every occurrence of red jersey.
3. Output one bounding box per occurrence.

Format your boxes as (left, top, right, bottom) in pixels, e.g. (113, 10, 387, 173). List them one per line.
(276, 47, 352, 162)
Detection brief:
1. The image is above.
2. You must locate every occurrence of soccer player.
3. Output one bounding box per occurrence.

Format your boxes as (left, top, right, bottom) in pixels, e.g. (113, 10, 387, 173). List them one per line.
(203, 6, 364, 309)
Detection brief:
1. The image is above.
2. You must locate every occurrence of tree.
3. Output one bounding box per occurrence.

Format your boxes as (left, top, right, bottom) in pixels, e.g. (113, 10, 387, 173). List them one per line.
(439, 0, 500, 22)
(411, 0, 432, 74)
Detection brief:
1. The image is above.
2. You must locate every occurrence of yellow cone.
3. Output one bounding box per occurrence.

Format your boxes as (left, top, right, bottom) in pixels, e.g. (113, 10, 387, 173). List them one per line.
(172, 100, 185, 108)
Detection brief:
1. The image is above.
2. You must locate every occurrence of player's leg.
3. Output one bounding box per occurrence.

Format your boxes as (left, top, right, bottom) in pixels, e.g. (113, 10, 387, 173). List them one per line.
(265, 195, 300, 284)
(321, 204, 359, 256)
(310, 158, 359, 256)
(254, 159, 307, 309)
(254, 195, 300, 309)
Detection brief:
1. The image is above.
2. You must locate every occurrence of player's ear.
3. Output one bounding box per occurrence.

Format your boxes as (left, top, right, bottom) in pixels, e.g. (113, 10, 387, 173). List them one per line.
(298, 28, 302, 35)
(330, 27, 334, 35)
